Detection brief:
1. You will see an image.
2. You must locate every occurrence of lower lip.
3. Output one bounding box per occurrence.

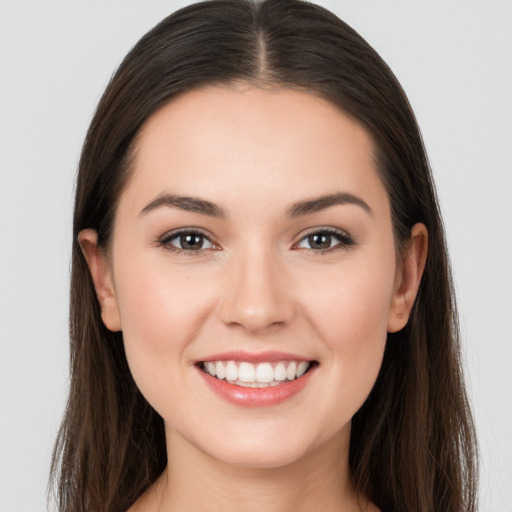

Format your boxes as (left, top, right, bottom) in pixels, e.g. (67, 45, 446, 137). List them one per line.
(197, 365, 316, 407)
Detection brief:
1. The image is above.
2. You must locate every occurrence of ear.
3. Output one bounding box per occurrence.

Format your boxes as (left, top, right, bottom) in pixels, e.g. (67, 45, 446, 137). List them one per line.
(387, 223, 428, 333)
(78, 229, 122, 332)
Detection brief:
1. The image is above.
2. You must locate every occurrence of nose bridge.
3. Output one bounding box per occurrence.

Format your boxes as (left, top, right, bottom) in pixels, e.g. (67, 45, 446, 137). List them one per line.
(219, 241, 294, 332)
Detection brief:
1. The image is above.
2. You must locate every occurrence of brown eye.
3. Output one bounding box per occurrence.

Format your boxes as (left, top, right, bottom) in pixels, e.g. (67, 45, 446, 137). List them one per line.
(159, 230, 216, 252)
(296, 229, 354, 252)
(307, 233, 332, 250)
(179, 233, 205, 250)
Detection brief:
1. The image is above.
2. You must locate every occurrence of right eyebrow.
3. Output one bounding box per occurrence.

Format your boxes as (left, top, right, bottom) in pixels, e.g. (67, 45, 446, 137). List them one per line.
(139, 193, 226, 218)
(286, 192, 373, 218)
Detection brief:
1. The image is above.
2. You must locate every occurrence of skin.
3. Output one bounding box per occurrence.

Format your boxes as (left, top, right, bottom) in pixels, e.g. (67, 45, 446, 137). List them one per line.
(80, 85, 427, 512)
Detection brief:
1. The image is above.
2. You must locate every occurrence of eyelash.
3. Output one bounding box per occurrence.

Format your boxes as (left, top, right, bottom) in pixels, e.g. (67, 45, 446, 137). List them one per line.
(293, 227, 355, 254)
(157, 228, 219, 256)
(157, 227, 355, 255)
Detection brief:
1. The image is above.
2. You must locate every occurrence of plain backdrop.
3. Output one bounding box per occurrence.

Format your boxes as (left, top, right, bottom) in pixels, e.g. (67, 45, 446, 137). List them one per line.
(1, 1, 511, 511)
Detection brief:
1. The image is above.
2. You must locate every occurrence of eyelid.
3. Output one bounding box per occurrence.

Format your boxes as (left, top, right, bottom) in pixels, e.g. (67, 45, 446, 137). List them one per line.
(157, 227, 221, 253)
(155, 226, 354, 255)
(293, 226, 355, 252)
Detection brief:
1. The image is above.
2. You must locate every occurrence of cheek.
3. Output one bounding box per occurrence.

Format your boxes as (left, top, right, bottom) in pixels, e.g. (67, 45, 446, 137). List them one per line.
(115, 252, 215, 341)
(112, 256, 216, 405)
(303, 253, 395, 344)
(319, 279, 389, 372)
(298, 252, 395, 412)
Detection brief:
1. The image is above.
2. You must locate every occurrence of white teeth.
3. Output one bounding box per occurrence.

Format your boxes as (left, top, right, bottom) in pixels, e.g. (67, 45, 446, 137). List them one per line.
(225, 360, 238, 381)
(215, 361, 226, 380)
(286, 361, 297, 381)
(256, 362, 274, 383)
(206, 362, 216, 377)
(202, 359, 312, 386)
(296, 361, 309, 378)
(238, 362, 256, 383)
(274, 362, 287, 381)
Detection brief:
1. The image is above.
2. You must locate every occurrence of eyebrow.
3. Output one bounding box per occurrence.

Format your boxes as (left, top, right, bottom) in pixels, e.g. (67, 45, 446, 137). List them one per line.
(140, 193, 226, 218)
(139, 191, 372, 219)
(286, 192, 372, 217)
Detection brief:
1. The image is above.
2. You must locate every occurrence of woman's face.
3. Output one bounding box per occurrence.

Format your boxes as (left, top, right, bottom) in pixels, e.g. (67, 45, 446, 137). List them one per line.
(83, 85, 419, 468)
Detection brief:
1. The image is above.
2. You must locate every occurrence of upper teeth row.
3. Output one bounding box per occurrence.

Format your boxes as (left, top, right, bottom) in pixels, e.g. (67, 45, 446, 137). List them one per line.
(203, 360, 310, 384)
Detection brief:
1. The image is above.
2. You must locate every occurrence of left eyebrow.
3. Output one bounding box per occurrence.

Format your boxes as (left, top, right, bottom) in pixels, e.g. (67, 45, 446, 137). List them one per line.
(286, 192, 373, 218)
(139, 193, 226, 218)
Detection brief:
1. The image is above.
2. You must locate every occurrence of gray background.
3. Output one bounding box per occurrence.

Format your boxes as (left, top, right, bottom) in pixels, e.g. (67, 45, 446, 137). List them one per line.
(1, 1, 511, 510)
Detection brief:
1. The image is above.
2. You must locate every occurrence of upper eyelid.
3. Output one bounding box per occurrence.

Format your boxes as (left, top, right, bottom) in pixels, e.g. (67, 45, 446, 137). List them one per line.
(293, 226, 355, 250)
(159, 227, 215, 241)
(157, 228, 220, 252)
(156, 226, 353, 248)
(295, 226, 352, 240)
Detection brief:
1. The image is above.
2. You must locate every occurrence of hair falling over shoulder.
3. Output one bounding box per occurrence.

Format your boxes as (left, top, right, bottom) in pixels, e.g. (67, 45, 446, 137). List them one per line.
(50, 1, 478, 511)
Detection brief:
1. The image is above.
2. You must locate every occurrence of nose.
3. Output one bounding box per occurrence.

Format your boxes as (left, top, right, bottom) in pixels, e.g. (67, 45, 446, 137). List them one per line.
(218, 246, 295, 333)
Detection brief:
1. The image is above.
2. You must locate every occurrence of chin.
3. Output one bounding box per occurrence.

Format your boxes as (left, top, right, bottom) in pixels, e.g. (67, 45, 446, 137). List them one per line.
(208, 441, 312, 469)
(187, 419, 348, 470)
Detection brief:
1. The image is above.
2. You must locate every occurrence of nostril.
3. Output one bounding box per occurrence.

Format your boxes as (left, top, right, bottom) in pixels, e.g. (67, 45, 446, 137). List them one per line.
(219, 299, 295, 333)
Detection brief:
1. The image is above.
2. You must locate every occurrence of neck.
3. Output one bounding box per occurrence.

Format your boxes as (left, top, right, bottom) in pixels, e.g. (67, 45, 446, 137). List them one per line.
(135, 426, 374, 512)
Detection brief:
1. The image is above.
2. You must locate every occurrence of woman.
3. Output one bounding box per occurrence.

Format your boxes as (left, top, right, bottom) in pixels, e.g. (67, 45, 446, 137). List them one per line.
(50, 0, 478, 511)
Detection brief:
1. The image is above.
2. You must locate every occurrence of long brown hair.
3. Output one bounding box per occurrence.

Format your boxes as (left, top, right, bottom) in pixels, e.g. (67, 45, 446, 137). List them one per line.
(50, 1, 478, 511)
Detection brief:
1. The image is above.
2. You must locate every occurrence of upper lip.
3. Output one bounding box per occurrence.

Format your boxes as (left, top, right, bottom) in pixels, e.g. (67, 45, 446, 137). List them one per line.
(198, 350, 314, 363)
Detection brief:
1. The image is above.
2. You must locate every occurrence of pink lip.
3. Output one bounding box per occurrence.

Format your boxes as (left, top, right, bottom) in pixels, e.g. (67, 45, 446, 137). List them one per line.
(197, 363, 317, 407)
(200, 350, 312, 363)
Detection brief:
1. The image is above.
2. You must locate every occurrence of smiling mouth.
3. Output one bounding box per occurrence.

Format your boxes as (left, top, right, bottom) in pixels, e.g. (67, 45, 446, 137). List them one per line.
(198, 360, 317, 388)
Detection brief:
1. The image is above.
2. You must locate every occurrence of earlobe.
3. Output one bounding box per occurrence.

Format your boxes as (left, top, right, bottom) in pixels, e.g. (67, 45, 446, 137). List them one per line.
(387, 223, 428, 333)
(78, 229, 122, 332)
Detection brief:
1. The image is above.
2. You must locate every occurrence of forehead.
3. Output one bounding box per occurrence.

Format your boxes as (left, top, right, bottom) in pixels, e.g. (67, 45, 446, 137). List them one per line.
(122, 85, 388, 217)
